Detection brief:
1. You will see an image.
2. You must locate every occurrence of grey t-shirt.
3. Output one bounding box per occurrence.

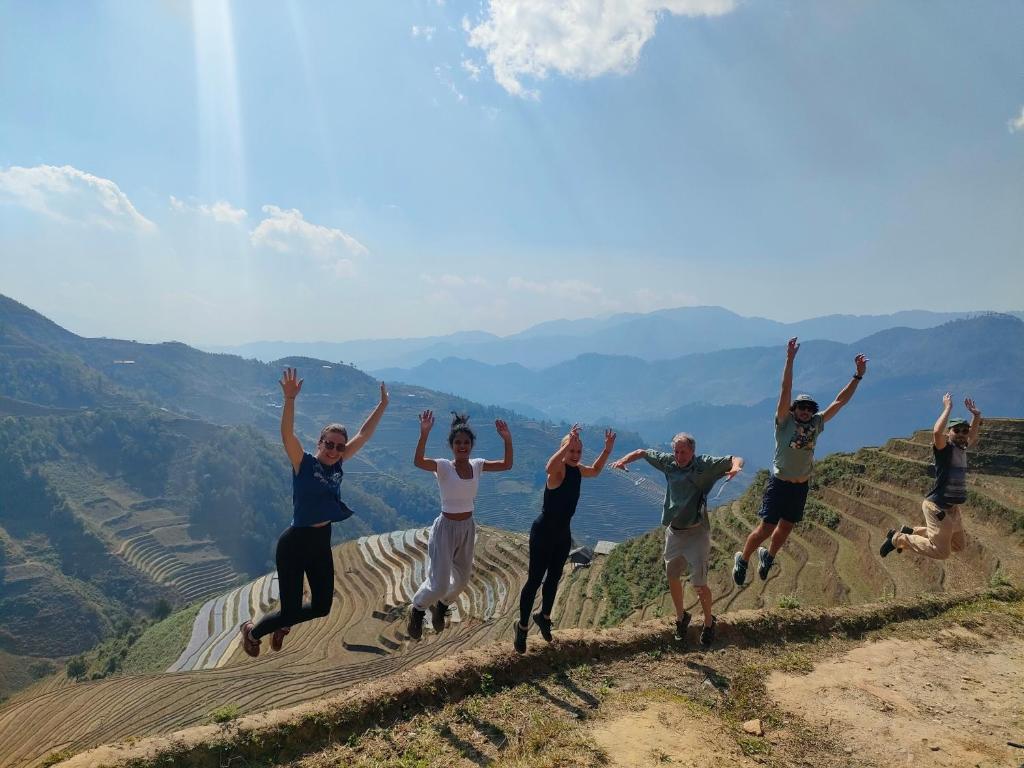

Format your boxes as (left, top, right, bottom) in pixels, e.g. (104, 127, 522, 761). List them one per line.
(772, 413, 825, 479)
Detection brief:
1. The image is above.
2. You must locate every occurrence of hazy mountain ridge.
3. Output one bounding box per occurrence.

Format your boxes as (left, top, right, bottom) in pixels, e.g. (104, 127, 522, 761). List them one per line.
(205, 306, 1024, 370)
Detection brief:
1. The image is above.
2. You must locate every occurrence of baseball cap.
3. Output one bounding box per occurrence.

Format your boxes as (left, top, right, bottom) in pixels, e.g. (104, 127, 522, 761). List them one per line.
(790, 394, 819, 411)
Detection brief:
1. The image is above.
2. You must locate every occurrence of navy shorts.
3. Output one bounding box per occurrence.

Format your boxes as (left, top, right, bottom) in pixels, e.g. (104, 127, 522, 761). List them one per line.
(758, 476, 810, 525)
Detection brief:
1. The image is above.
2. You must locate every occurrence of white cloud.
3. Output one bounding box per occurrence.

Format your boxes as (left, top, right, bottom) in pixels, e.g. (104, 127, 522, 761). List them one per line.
(411, 25, 436, 41)
(507, 276, 603, 301)
(465, 0, 736, 97)
(250, 205, 367, 277)
(461, 57, 483, 81)
(0, 164, 155, 231)
(435, 64, 466, 102)
(169, 195, 247, 224)
(1009, 106, 1024, 133)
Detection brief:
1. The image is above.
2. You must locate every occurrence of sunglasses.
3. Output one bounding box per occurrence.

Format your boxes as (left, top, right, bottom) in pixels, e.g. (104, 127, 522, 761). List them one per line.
(321, 440, 346, 451)
(951, 427, 969, 434)
(794, 403, 816, 411)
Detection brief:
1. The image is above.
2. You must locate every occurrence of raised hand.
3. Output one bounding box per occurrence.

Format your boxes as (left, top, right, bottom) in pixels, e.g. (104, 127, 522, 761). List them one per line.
(942, 392, 953, 410)
(603, 429, 616, 451)
(419, 410, 435, 435)
(854, 354, 868, 376)
(379, 382, 389, 407)
(610, 458, 629, 471)
(495, 419, 512, 442)
(280, 367, 303, 400)
(787, 337, 800, 359)
(964, 397, 981, 417)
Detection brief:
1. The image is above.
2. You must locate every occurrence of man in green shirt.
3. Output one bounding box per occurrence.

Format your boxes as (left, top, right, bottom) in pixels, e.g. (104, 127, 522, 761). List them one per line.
(733, 337, 868, 585)
(612, 434, 743, 646)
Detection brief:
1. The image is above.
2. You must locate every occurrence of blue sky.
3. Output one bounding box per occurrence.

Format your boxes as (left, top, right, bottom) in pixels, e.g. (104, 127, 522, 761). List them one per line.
(1, 0, 1022, 345)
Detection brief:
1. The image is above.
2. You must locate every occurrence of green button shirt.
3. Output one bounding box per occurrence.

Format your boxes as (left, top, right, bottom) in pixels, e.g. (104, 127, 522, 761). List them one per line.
(643, 451, 734, 528)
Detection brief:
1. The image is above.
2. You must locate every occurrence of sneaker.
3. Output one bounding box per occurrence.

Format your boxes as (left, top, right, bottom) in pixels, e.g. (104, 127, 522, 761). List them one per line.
(532, 612, 553, 642)
(270, 626, 290, 652)
(513, 622, 528, 654)
(430, 602, 449, 633)
(674, 611, 692, 641)
(733, 553, 748, 586)
(239, 621, 260, 658)
(900, 525, 914, 535)
(407, 607, 425, 640)
(700, 616, 717, 647)
(757, 547, 774, 581)
(879, 529, 897, 558)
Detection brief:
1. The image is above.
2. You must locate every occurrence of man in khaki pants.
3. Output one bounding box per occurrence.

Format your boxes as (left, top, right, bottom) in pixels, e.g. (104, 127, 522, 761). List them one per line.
(880, 393, 982, 559)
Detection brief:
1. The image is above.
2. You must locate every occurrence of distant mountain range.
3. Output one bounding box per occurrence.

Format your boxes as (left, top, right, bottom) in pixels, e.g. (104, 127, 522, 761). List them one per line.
(204, 307, 1024, 370)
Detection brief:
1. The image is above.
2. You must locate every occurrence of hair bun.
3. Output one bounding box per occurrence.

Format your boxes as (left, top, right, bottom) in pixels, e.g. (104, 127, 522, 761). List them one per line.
(450, 411, 470, 427)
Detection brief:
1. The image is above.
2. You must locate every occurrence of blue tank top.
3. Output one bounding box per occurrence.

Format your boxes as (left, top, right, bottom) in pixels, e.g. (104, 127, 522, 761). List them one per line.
(292, 452, 354, 527)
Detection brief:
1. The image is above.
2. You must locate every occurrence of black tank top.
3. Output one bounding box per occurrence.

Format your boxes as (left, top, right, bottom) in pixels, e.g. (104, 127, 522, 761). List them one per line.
(540, 465, 582, 527)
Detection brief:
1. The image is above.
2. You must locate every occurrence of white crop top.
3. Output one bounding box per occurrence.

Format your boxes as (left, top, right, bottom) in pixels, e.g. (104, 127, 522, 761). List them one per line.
(435, 458, 485, 515)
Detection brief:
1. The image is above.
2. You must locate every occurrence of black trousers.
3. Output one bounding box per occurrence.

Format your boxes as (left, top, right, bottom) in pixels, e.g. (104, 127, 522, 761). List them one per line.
(252, 524, 334, 639)
(518, 517, 572, 627)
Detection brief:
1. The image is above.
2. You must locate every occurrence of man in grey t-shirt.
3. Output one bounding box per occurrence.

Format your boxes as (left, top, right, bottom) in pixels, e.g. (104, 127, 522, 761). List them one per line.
(733, 337, 868, 585)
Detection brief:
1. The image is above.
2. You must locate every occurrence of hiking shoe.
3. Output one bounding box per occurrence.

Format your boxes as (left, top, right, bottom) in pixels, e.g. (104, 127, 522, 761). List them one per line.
(430, 602, 449, 633)
(757, 547, 774, 581)
(674, 611, 692, 641)
(700, 616, 717, 647)
(407, 607, 425, 640)
(513, 622, 528, 654)
(732, 552, 748, 586)
(879, 529, 897, 558)
(239, 621, 260, 658)
(900, 525, 914, 535)
(532, 612, 553, 642)
(270, 626, 290, 652)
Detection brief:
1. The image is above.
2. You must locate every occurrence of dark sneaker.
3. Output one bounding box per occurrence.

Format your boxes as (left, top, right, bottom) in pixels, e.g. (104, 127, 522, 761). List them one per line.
(900, 525, 914, 535)
(699, 616, 717, 647)
(270, 626, 290, 652)
(239, 621, 260, 658)
(757, 547, 774, 581)
(407, 607, 425, 640)
(733, 553, 748, 586)
(879, 529, 897, 558)
(430, 602, 449, 633)
(513, 622, 528, 653)
(532, 612, 553, 642)
(674, 611, 692, 641)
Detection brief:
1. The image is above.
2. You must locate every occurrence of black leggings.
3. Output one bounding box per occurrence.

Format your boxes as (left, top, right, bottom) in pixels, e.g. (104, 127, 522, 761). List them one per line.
(518, 518, 572, 627)
(252, 524, 334, 639)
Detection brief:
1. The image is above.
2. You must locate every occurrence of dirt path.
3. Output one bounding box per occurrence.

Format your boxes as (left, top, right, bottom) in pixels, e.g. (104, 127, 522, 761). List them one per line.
(768, 628, 1024, 768)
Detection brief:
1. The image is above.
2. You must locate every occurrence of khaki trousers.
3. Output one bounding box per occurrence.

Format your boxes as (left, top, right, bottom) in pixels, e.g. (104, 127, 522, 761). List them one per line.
(891, 500, 966, 560)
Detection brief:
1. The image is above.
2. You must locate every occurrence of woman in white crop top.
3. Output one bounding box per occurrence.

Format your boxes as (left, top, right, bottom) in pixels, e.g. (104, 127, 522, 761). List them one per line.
(406, 410, 513, 640)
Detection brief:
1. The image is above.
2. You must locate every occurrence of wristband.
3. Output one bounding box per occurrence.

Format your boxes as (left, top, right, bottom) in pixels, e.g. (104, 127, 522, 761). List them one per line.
(852, 374, 862, 380)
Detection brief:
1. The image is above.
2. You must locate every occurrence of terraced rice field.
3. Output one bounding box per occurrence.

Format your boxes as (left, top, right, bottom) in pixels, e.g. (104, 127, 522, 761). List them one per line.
(1, 420, 1021, 768)
(39, 463, 242, 603)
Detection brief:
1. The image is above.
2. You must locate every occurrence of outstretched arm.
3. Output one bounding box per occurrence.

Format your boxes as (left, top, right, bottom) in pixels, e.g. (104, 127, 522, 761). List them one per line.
(483, 419, 514, 471)
(775, 337, 799, 424)
(342, 382, 389, 460)
(610, 448, 647, 471)
(965, 397, 983, 448)
(933, 393, 953, 450)
(279, 368, 305, 474)
(725, 455, 744, 480)
(581, 429, 616, 478)
(545, 425, 578, 483)
(821, 354, 868, 423)
(413, 410, 438, 472)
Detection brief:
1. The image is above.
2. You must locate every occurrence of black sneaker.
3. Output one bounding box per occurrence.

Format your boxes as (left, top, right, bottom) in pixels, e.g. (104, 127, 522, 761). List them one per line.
(700, 616, 717, 647)
(879, 529, 897, 558)
(732, 553, 748, 586)
(674, 611, 691, 641)
(513, 622, 528, 653)
(757, 547, 774, 580)
(407, 607, 425, 640)
(430, 602, 449, 633)
(532, 612, 553, 642)
(900, 525, 914, 535)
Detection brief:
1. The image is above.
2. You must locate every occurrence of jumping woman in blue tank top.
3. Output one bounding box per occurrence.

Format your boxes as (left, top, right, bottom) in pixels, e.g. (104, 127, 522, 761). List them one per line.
(239, 367, 389, 657)
(513, 424, 615, 653)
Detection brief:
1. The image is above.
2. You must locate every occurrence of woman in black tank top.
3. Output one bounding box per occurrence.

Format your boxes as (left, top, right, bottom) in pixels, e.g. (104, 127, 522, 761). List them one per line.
(514, 425, 615, 653)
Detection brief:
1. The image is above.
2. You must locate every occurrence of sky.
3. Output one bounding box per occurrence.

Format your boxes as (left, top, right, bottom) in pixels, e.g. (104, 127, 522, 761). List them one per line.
(1, 0, 1022, 345)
